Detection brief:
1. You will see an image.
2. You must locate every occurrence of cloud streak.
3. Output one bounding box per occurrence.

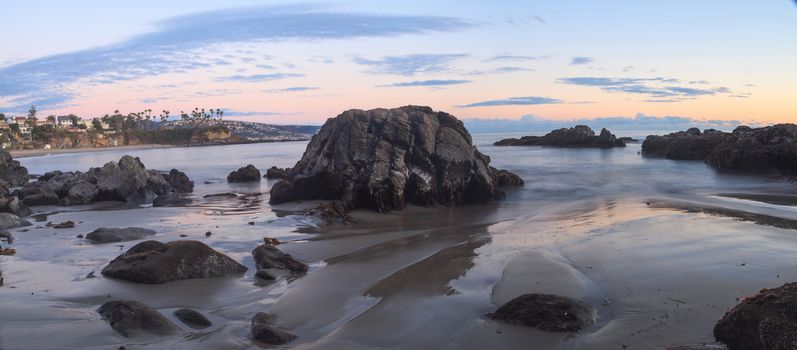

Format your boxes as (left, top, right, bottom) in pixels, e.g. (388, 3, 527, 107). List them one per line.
(353, 54, 468, 76)
(570, 56, 594, 65)
(458, 96, 562, 107)
(558, 76, 736, 99)
(0, 5, 473, 112)
(381, 79, 471, 87)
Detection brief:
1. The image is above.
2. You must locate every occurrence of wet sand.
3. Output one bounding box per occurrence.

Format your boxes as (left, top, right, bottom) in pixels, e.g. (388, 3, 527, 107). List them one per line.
(2, 139, 797, 349)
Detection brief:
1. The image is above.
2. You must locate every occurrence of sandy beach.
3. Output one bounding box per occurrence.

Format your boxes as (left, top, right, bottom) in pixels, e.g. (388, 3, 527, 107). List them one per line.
(10, 144, 176, 159)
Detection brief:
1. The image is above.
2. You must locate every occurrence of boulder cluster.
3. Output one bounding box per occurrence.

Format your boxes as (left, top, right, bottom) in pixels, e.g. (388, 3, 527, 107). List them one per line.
(494, 126, 627, 148)
(642, 124, 797, 173)
(269, 106, 523, 212)
(19, 155, 192, 207)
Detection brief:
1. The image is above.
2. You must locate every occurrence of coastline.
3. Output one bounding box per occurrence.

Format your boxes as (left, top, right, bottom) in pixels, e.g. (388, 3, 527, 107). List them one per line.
(9, 138, 311, 158)
(10, 144, 176, 158)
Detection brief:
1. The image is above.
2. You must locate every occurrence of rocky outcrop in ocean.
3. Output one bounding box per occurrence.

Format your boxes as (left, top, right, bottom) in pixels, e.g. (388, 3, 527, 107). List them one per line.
(19, 156, 192, 206)
(494, 126, 627, 148)
(0, 150, 29, 186)
(642, 124, 797, 173)
(227, 164, 261, 182)
(269, 106, 523, 212)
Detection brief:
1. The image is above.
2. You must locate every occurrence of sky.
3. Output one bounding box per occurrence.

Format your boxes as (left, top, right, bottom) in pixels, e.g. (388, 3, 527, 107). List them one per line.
(1, 0, 796, 128)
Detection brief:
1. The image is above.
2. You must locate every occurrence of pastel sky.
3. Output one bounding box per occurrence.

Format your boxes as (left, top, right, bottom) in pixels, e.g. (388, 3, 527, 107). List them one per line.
(1, 0, 795, 125)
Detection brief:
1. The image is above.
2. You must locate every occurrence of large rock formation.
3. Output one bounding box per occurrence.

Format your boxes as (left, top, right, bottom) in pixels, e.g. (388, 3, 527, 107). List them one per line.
(98, 300, 178, 337)
(494, 126, 627, 148)
(714, 282, 797, 350)
(642, 124, 797, 173)
(101, 240, 247, 284)
(20, 156, 192, 206)
(489, 294, 596, 333)
(0, 150, 29, 186)
(269, 106, 523, 212)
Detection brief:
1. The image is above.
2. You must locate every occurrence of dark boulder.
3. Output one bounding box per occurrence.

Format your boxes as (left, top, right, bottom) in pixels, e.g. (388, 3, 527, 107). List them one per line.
(174, 308, 212, 329)
(265, 166, 288, 179)
(98, 300, 178, 337)
(491, 167, 525, 187)
(101, 240, 247, 284)
(20, 182, 60, 206)
(0, 182, 30, 217)
(269, 106, 521, 212)
(304, 201, 355, 226)
(643, 124, 797, 174)
(489, 294, 596, 332)
(250, 312, 296, 345)
(0, 150, 29, 186)
(252, 244, 308, 280)
(63, 181, 98, 205)
(161, 169, 194, 193)
(85, 227, 157, 243)
(227, 165, 261, 183)
(494, 126, 627, 148)
(714, 282, 797, 350)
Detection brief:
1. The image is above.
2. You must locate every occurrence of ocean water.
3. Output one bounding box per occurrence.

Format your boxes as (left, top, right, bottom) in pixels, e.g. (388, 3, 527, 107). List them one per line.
(2, 133, 796, 349)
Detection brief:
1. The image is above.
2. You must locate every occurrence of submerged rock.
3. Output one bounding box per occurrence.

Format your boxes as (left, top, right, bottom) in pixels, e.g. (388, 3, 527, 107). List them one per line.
(85, 227, 157, 243)
(0, 150, 29, 186)
(264, 166, 288, 179)
(174, 308, 212, 329)
(714, 282, 797, 350)
(98, 300, 178, 337)
(227, 165, 261, 183)
(250, 312, 296, 345)
(252, 244, 308, 280)
(269, 106, 522, 212)
(102, 240, 247, 284)
(489, 294, 596, 332)
(642, 124, 797, 174)
(494, 126, 627, 148)
(152, 194, 192, 207)
(0, 213, 31, 229)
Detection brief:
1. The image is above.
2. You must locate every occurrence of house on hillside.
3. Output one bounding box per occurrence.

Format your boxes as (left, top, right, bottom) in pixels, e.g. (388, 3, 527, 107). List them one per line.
(57, 115, 75, 128)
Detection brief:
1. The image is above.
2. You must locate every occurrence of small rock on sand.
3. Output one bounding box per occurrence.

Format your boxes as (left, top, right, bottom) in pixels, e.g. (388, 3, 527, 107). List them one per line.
(53, 221, 76, 229)
(102, 240, 247, 284)
(86, 227, 157, 243)
(252, 244, 308, 280)
(489, 293, 596, 333)
(174, 308, 212, 329)
(0, 213, 31, 229)
(98, 300, 178, 337)
(0, 230, 13, 244)
(250, 312, 295, 345)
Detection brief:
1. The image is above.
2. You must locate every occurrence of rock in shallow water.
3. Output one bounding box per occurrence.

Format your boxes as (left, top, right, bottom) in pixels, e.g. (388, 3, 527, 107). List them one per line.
(251, 312, 296, 345)
(0, 213, 31, 229)
(85, 227, 157, 243)
(494, 125, 627, 148)
(173, 308, 212, 329)
(101, 240, 247, 284)
(98, 300, 178, 337)
(489, 294, 596, 333)
(714, 282, 797, 350)
(264, 166, 288, 179)
(269, 106, 522, 212)
(152, 194, 192, 207)
(252, 244, 308, 280)
(160, 169, 194, 193)
(0, 150, 29, 186)
(227, 164, 261, 182)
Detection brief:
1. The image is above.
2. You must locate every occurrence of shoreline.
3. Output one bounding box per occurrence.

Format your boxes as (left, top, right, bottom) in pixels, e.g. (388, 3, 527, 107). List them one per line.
(9, 138, 311, 158)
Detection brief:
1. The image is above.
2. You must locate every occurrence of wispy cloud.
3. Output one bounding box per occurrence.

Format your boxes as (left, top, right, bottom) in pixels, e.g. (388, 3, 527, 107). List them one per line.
(214, 73, 302, 82)
(558, 76, 737, 99)
(0, 5, 473, 112)
(458, 96, 562, 107)
(570, 56, 594, 65)
(467, 66, 534, 75)
(223, 109, 281, 117)
(484, 54, 550, 62)
(353, 54, 467, 76)
(381, 79, 471, 87)
(263, 86, 319, 93)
